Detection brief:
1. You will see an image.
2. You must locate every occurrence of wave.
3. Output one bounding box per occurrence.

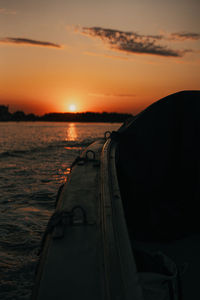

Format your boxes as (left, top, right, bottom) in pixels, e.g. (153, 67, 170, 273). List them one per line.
(0, 138, 97, 158)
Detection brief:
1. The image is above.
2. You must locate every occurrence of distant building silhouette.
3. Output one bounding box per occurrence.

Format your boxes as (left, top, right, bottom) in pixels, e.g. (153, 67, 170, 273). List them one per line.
(0, 105, 11, 121)
(0, 105, 9, 114)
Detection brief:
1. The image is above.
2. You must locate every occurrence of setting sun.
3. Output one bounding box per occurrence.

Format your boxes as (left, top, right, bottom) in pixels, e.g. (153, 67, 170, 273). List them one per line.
(0, 0, 199, 116)
(69, 104, 76, 112)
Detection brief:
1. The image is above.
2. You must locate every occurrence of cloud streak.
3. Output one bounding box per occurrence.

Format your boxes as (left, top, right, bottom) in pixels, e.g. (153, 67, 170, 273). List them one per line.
(0, 37, 62, 48)
(89, 92, 136, 98)
(81, 27, 193, 57)
(0, 8, 16, 15)
(84, 51, 130, 60)
(170, 32, 200, 41)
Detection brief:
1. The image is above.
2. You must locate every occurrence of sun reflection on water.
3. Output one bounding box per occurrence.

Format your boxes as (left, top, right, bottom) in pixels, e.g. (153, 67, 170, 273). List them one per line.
(66, 123, 77, 141)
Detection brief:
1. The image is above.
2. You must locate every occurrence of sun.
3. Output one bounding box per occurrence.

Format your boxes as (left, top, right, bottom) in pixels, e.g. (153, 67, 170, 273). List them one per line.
(69, 104, 76, 112)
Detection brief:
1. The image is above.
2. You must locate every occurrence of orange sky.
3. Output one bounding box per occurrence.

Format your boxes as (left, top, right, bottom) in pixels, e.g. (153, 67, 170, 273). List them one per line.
(0, 0, 200, 115)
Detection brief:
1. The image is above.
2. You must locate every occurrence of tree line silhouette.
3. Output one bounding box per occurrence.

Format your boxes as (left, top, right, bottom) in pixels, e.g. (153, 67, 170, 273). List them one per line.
(0, 105, 133, 122)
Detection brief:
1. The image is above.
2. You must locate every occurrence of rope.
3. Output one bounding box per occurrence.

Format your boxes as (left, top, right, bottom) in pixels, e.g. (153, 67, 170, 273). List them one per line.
(38, 206, 87, 255)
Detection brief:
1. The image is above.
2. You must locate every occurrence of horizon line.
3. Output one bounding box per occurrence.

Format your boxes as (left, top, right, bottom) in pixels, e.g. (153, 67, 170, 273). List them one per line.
(0, 105, 133, 116)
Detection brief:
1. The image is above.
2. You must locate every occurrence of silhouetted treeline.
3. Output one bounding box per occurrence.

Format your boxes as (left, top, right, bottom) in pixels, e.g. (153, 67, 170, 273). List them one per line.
(0, 105, 133, 122)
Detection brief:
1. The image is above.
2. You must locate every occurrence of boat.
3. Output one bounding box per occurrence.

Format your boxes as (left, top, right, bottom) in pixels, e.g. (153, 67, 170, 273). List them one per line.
(32, 90, 200, 300)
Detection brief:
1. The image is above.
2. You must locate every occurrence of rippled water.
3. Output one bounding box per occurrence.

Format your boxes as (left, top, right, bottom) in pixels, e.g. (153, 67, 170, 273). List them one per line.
(0, 122, 120, 300)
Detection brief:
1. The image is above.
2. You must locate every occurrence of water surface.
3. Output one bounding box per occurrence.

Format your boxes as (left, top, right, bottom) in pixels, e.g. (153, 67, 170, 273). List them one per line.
(0, 122, 121, 300)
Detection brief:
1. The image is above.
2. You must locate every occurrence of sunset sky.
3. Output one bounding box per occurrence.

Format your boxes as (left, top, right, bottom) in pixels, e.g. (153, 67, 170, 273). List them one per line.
(0, 0, 200, 115)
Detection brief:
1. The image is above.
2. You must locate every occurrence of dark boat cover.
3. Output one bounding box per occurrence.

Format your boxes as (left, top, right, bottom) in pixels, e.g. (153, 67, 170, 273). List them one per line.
(117, 90, 200, 242)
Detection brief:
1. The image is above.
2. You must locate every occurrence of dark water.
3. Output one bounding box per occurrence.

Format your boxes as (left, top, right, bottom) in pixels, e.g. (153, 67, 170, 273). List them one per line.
(0, 122, 120, 300)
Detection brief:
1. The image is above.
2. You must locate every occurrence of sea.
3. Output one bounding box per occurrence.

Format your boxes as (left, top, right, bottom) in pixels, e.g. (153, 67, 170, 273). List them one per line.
(0, 121, 121, 300)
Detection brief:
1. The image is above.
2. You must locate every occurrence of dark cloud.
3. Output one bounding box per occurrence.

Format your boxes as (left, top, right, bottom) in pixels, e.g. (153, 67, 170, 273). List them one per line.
(170, 32, 200, 41)
(82, 27, 190, 57)
(0, 37, 62, 48)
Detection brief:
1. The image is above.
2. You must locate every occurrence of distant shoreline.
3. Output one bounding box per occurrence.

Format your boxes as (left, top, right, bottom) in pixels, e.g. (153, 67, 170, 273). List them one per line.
(0, 105, 133, 123)
(0, 120, 124, 123)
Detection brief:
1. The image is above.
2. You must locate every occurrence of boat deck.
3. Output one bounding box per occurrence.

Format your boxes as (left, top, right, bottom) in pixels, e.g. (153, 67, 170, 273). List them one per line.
(131, 233, 200, 299)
